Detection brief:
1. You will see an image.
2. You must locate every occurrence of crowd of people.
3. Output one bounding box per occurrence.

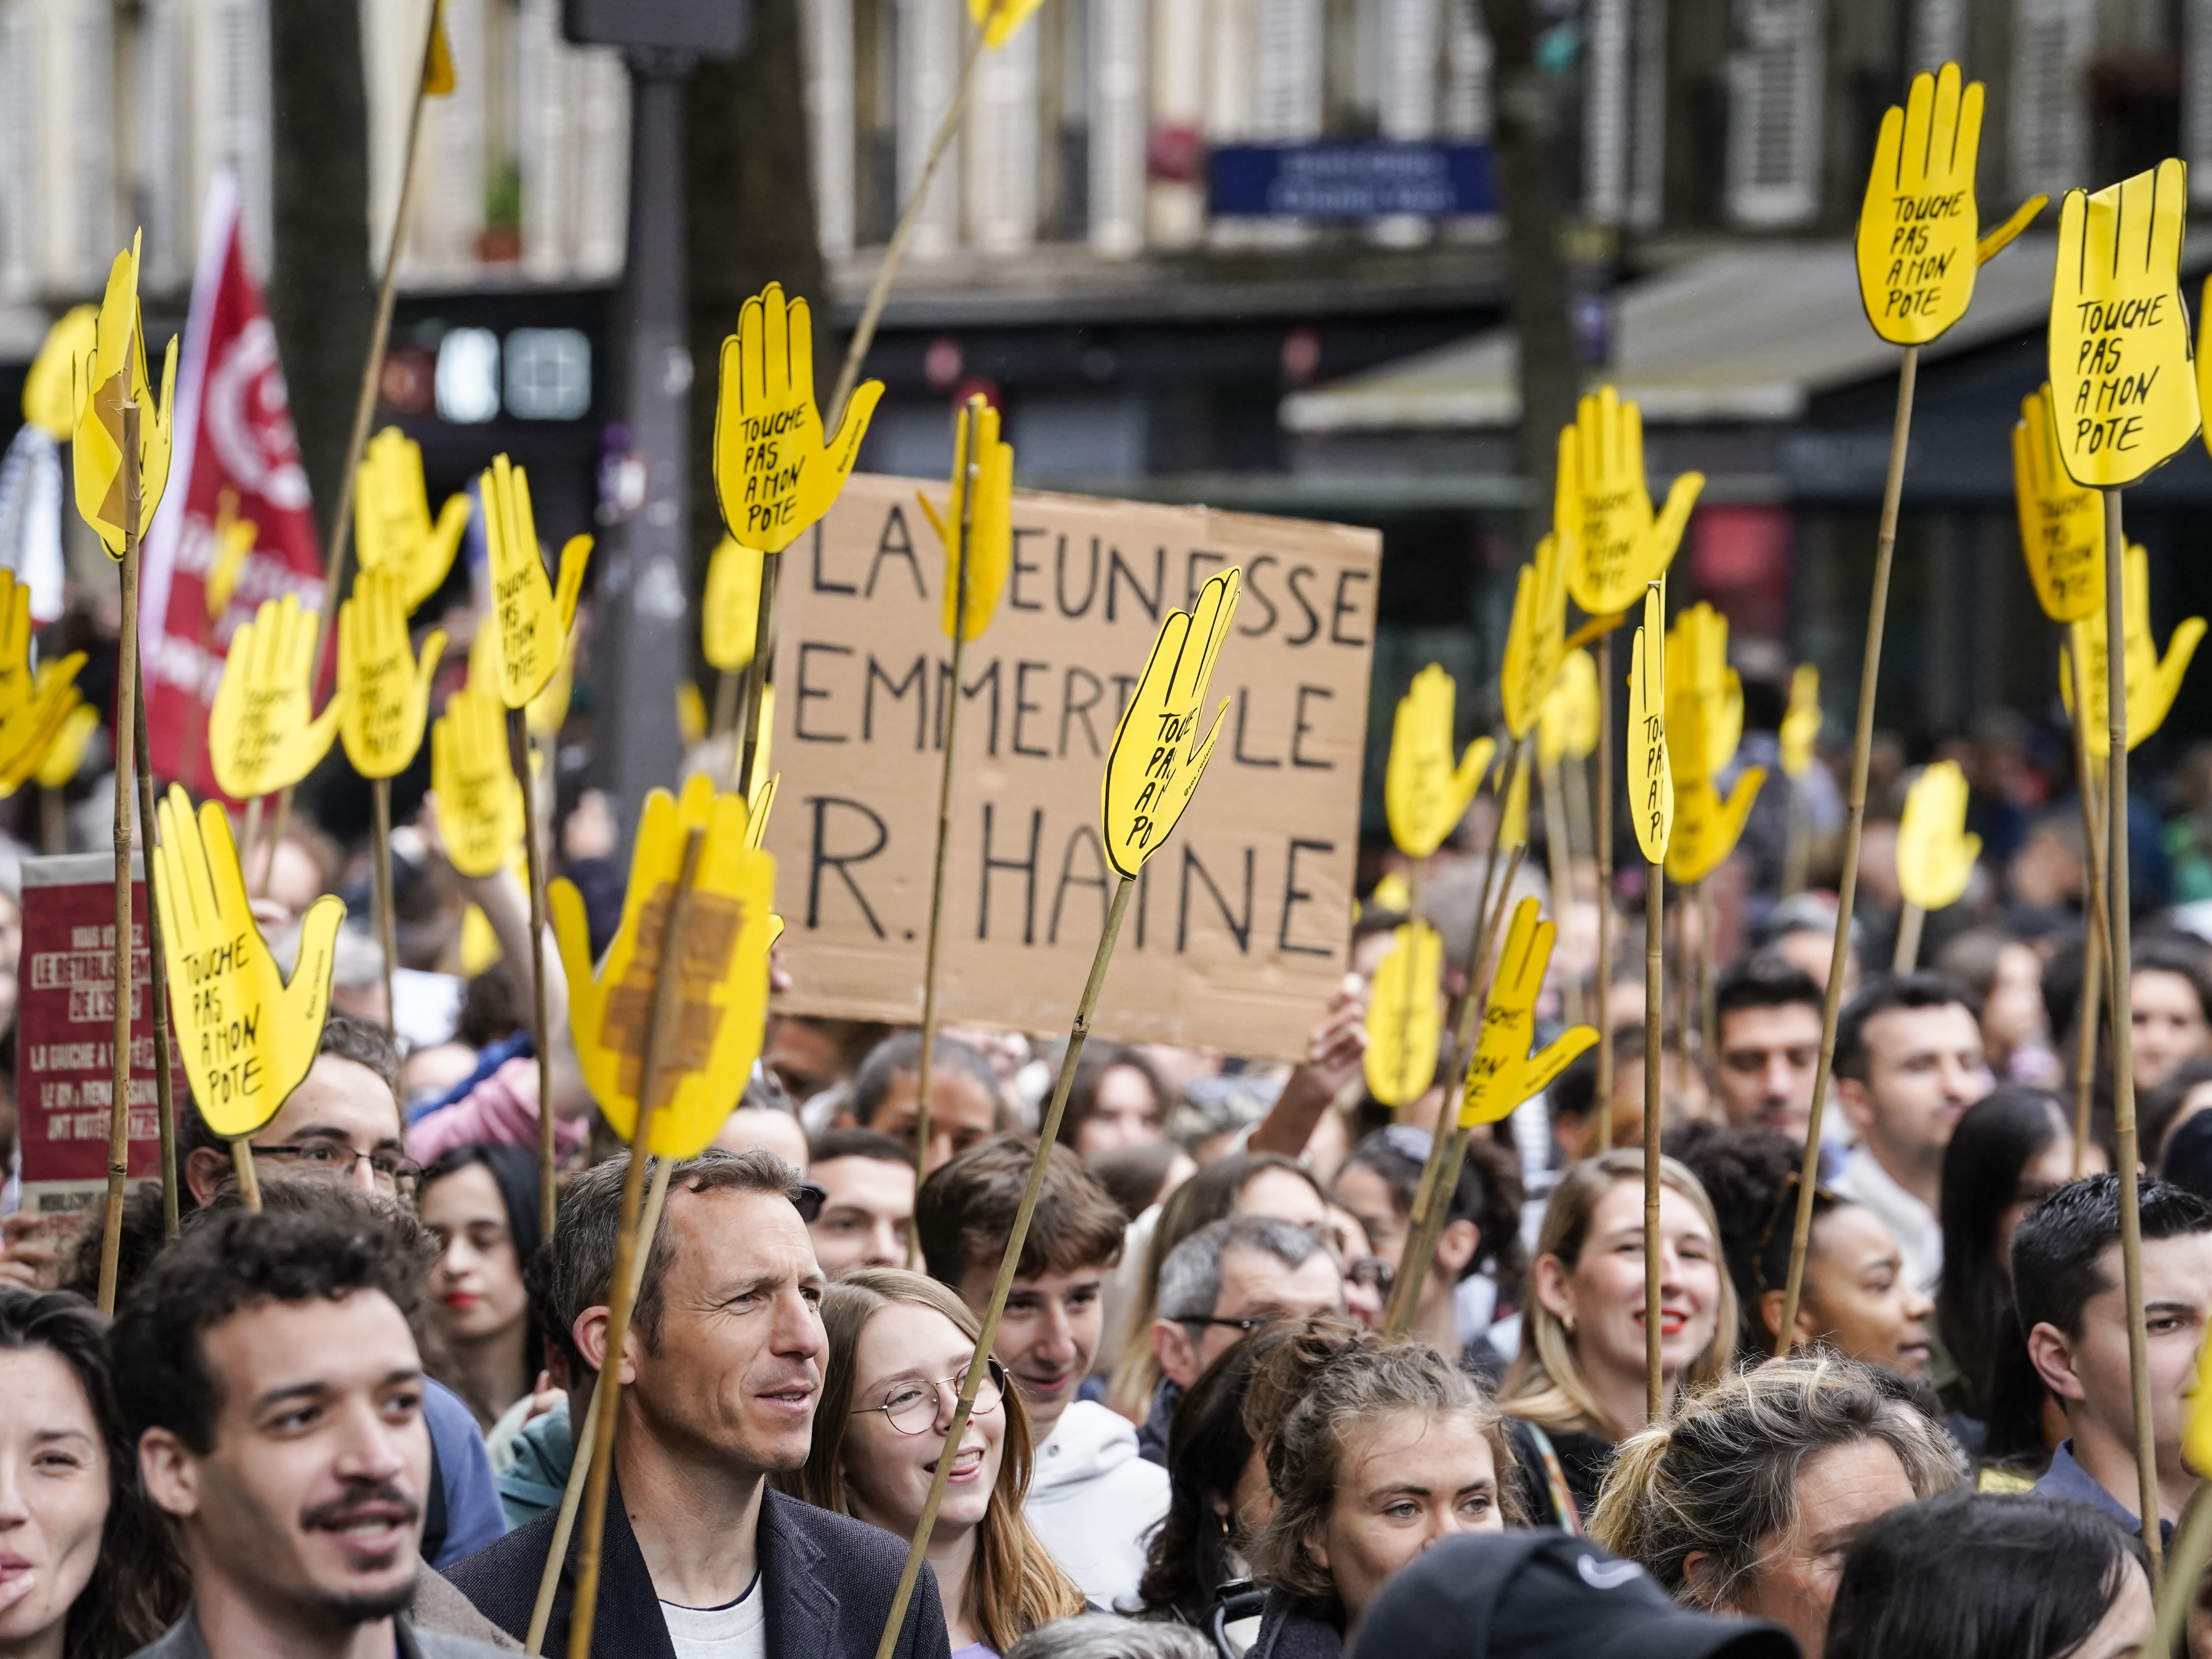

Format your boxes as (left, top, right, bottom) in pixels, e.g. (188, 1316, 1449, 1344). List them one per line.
(7, 713, 2212, 1659)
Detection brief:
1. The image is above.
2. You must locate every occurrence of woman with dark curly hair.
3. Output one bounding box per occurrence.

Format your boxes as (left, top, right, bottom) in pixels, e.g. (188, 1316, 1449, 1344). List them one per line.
(0, 1287, 185, 1659)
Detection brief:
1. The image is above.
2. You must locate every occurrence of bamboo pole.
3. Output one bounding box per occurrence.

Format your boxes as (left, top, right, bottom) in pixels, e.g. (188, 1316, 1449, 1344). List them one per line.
(565, 829, 706, 1659)
(96, 404, 142, 1316)
(1892, 902, 1925, 973)
(2100, 487, 2161, 1581)
(1596, 632, 1615, 1151)
(1644, 856, 1665, 1422)
(731, 556, 784, 802)
(510, 708, 558, 1240)
(1781, 776, 1810, 896)
(1775, 345, 1918, 1354)
(229, 1138, 261, 1211)
(2151, 1483, 2212, 1656)
(868, 874, 1135, 1659)
(2066, 638, 2110, 1180)
(1540, 752, 1583, 1026)
(133, 680, 179, 1238)
(372, 777, 398, 1041)
(1696, 881, 1717, 1063)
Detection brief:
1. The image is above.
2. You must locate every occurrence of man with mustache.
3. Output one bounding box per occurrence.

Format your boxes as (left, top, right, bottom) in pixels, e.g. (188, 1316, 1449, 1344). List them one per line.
(445, 1148, 950, 1659)
(113, 1205, 509, 1659)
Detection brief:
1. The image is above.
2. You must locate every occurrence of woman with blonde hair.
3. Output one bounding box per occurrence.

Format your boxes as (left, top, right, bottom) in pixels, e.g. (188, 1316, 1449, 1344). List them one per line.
(785, 1269, 1088, 1656)
(1499, 1149, 1733, 1522)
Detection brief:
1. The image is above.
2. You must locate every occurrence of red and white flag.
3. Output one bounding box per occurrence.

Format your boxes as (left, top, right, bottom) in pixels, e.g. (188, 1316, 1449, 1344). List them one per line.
(139, 172, 326, 798)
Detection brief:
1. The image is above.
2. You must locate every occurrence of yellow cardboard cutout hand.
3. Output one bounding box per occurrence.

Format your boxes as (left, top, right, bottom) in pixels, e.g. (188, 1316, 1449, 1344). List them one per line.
(423, 0, 455, 92)
(151, 785, 343, 1137)
(1664, 603, 1742, 788)
(1665, 771, 1765, 885)
(1363, 920, 1443, 1107)
(205, 492, 255, 620)
(356, 428, 470, 613)
(479, 455, 590, 710)
(1779, 665, 1822, 778)
(2185, 1325, 2212, 1475)
(22, 306, 95, 440)
(918, 395, 1014, 641)
(1385, 666, 1494, 859)
(713, 283, 883, 552)
(2013, 384, 2105, 622)
(1628, 583, 1673, 863)
(0, 666, 89, 797)
(72, 234, 178, 557)
(1102, 569, 1241, 878)
(1499, 747, 1531, 847)
(2061, 542, 2205, 757)
(1502, 531, 1569, 739)
(2049, 159, 2199, 487)
(0, 571, 65, 724)
(339, 568, 446, 780)
(209, 596, 342, 801)
(968, 0, 1043, 47)
(703, 538, 766, 672)
(431, 688, 525, 877)
(1896, 759, 1981, 911)
(1562, 388, 1703, 617)
(550, 775, 777, 1158)
(31, 703, 98, 792)
(1538, 649, 1601, 766)
(1460, 897, 1598, 1126)
(1856, 64, 1987, 345)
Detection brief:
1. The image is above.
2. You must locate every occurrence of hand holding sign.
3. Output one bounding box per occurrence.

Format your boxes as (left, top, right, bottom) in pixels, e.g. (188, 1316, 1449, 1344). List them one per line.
(919, 395, 1014, 641)
(1364, 920, 1443, 1107)
(2049, 160, 2199, 487)
(1460, 897, 1597, 1126)
(2014, 384, 2106, 621)
(1897, 759, 1981, 911)
(151, 785, 342, 1136)
(1102, 568, 1241, 878)
(339, 568, 446, 780)
(1856, 64, 1987, 344)
(1562, 389, 1702, 617)
(713, 284, 883, 553)
(357, 428, 470, 613)
(550, 774, 776, 1158)
(480, 455, 590, 710)
(209, 596, 342, 801)
(431, 688, 526, 877)
(2061, 541, 2205, 756)
(71, 234, 178, 557)
(703, 538, 766, 672)
(1628, 583, 1673, 863)
(1385, 666, 1494, 859)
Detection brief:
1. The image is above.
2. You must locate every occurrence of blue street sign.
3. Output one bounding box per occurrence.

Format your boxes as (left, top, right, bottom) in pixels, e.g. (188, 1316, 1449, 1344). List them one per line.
(1209, 141, 1498, 219)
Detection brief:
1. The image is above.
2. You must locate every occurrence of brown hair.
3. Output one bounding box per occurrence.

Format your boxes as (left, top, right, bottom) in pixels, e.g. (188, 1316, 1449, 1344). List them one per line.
(1499, 1150, 1736, 1439)
(780, 1269, 1085, 1650)
(916, 1134, 1127, 1289)
(1246, 1319, 1522, 1621)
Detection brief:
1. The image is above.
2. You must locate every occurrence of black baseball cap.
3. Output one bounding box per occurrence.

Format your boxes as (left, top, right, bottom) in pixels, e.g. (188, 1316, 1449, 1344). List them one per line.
(1348, 1533, 1800, 1659)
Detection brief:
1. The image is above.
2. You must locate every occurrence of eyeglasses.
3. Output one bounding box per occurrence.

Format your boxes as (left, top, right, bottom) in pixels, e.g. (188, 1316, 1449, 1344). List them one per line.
(248, 1136, 423, 1194)
(1177, 1313, 1280, 1336)
(852, 1359, 1005, 1435)
(794, 1180, 827, 1224)
(1346, 1257, 1396, 1297)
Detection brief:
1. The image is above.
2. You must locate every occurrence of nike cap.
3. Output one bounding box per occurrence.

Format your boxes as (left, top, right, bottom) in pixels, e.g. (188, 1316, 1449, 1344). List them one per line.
(1348, 1533, 1800, 1659)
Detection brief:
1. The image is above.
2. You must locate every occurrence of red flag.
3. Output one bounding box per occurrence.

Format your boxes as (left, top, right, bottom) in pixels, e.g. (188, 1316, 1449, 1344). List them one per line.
(139, 173, 326, 800)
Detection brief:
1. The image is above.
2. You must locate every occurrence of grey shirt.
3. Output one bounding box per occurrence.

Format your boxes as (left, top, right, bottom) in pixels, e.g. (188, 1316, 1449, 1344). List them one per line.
(131, 1609, 515, 1659)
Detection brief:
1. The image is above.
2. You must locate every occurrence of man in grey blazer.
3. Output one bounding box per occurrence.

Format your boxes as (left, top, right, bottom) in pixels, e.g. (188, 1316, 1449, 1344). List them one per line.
(112, 1205, 511, 1659)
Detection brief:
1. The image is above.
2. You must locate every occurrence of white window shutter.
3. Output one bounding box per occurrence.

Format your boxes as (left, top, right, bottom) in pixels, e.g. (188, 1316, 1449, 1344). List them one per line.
(1089, 0, 1146, 257)
(1584, 0, 1632, 224)
(966, 6, 1039, 253)
(2010, 0, 2092, 200)
(803, 0, 857, 264)
(1725, 0, 1824, 227)
(2185, 0, 2212, 202)
(0, 0, 41, 300)
(189, 0, 270, 274)
(897, 0, 963, 258)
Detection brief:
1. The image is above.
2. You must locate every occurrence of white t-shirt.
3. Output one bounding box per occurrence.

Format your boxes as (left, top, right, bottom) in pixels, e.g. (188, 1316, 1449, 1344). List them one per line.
(660, 1573, 766, 1659)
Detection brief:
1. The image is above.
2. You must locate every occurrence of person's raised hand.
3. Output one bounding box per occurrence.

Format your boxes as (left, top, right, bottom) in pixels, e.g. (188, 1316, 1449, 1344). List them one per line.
(1896, 759, 1981, 912)
(479, 454, 590, 710)
(1460, 898, 1597, 1126)
(1102, 567, 1241, 878)
(208, 595, 342, 801)
(340, 566, 446, 781)
(429, 687, 525, 878)
(1385, 665, 1494, 859)
(356, 427, 470, 613)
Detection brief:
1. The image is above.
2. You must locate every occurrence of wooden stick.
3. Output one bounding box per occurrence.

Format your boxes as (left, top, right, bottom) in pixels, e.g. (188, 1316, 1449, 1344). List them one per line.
(2066, 637, 2110, 1180)
(910, 408, 981, 1241)
(229, 1137, 261, 1211)
(241, 795, 263, 895)
(524, 1155, 676, 1656)
(1892, 902, 1925, 974)
(1644, 856, 1665, 1423)
(1595, 631, 1615, 1151)
(510, 708, 558, 1241)
(132, 676, 179, 1238)
(1775, 345, 1918, 1355)
(712, 668, 740, 744)
(732, 556, 784, 803)
(2100, 487, 2161, 1580)
(1696, 880, 1717, 1063)
(372, 777, 398, 1041)
(869, 873, 1134, 1659)
(97, 405, 143, 1316)
(1394, 858, 1427, 1114)
(1540, 752, 1582, 1026)
(1781, 775, 1810, 896)
(566, 828, 706, 1659)
(2151, 1481, 2212, 1657)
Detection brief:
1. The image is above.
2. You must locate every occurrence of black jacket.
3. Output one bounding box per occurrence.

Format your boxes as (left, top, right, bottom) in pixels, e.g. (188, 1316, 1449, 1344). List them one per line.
(446, 1479, 953, 1659)
(1241, 1591, 1343, 1659)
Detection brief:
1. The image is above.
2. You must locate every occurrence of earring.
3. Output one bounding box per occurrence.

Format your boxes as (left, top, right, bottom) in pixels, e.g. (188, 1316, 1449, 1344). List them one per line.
(1562, 1313, 1577, 1337)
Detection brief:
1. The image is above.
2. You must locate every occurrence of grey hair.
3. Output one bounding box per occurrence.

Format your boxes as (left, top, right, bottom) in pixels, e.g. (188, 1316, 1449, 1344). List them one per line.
(541, 1147, 802, 1364)
(1157, 1214, 1334, 1323)
(1006, 1615, 1211, 1659)
(1587, 1354, 1966, 1612)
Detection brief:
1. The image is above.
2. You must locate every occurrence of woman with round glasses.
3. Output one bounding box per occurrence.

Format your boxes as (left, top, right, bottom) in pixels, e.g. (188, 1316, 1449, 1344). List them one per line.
(785, 1268, 1086, 1657)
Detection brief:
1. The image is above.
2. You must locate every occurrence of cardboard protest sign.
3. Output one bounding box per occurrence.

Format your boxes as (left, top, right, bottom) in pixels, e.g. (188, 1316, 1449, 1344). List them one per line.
(763, 476, 1378, 1058)
(15, 854, 189, 1214)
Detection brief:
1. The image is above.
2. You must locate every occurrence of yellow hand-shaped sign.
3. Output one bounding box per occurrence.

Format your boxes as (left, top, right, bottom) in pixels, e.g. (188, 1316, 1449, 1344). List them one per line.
(1459, 897, 1598, 1126)
(2049, 159, 2199, 487)
(703, 538, 766, 672)
(72, 234, 178, 557)
(1628, 582, 1673, 863)
(431, 688, 525, 877)
(2062, 542, 2205, 757)
(1498, 747, 1531, 847)
(0, 570, 63, 723)
(550, 774, 777, 1158)
(1561, 388, 1703, 617)
(1363, 920, 1443, 1107)
(1665, 603, 1742, 788)
(2013, 383, 2105, 621)
(339, 568, 447, 780)
(1896, 759, 1981, 911)
(205, 492, 256, 620)
(480, 454, 591, 710)
(209, 596, 342, 801)
(2185, 1324, 2212, 1476)
(918, 394, 1014, 641)
(152, 785, 343, 1137)
(356, 428, 470, 613)
(1665, 771, 1765, 886)
(713, 283, 883, 552)
(0, 667, 90, 798)
(31, 703, 98, 792)
(1385, 665, 1494, 859)
(1538, 648, 1600, 766)
(1855, 64, 1988, 344)
(22, 305, 95, 440)
(969, 0, 1043, 47)
(1502, 531, 1569, 739)
(424, 0, 456, 92)
(1102, 568, 1241, 878)
(1779, 665, 1821, 778)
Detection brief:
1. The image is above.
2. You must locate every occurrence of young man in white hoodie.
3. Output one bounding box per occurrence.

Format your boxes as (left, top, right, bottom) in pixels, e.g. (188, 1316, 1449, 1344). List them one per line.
(919, 1135, 1170, 1609)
